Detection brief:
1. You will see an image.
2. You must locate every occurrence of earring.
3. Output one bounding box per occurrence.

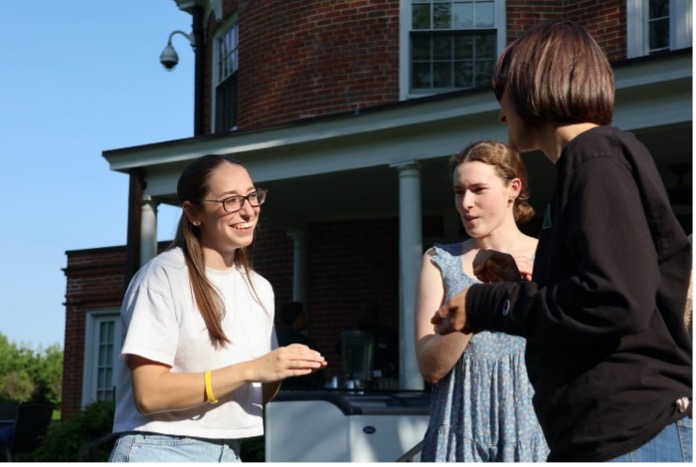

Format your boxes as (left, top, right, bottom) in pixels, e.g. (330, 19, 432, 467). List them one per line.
(508, 198, 514, 206)
(193, 221, 200, 226)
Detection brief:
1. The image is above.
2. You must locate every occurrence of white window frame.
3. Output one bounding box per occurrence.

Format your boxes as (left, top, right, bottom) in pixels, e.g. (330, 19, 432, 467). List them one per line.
(81, 309, 121, 408)
(399, 0, 506, 100)
(627, 0, 692, 58)
(212, 16, 240, 132)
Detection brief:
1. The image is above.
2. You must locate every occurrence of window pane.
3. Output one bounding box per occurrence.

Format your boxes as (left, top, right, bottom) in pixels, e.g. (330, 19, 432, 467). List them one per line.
(454, 61, 474, 87)
(412, 4, 431, 29)
(454, 35, 474, 59)
(412, 62, 432, 88)
(433, 3, 452, 29)
(409, 1, 500, 93)
(215, 73, 238, 132)
(99, 322, 108, 343)
(475, 60, 494, 86)
(218, 25, 239, 82)
(452, 2, 473, 28)
(475, 33, 496, 59)
(433, 62, 453, 87)
(89, 314, 119, 404)
(649, 0, 669, 18)
(216, 24, 239, 131)
(412, 36, 432, 60)
(433, 36, 452, 59)
(104, 368, 112, 388)
(475, 1, 495, 28)
(649, 18, 670, 50)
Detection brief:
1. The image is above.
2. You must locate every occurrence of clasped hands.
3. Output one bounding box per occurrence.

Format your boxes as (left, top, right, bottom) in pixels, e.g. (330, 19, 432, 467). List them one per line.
(431, 250, 528, 335)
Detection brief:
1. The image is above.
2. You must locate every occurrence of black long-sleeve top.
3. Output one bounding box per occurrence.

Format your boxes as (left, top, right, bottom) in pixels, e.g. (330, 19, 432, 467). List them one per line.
(466, 126, 692, 461)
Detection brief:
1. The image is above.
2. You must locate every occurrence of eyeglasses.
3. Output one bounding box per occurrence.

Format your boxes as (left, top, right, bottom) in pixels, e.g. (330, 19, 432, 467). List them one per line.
(204, 188, 268, 213)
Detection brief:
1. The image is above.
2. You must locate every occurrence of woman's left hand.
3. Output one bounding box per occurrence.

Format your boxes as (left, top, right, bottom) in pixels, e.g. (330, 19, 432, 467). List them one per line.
(251, 344, 327, 383)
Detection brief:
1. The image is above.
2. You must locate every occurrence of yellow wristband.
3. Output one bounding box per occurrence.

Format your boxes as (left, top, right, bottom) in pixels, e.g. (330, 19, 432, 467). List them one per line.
(204, 370, 218, 404)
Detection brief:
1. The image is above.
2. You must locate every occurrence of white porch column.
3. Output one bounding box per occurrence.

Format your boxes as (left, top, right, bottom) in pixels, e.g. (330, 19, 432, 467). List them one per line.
(390, 161, 424, 390)
(287, 228, 309, 305)
(140, 195, 158, 266)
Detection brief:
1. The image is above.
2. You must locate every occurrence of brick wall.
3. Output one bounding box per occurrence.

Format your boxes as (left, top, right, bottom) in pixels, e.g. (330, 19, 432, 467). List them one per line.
(203, 0, 400, 131)
(62, 247, 127, 418)
(306, 218, 400, 376)
(504, 0, 626, 61)
(199, 1, 628, 133)
(239, 0, 399, 130)
(223, 218, 402, 378)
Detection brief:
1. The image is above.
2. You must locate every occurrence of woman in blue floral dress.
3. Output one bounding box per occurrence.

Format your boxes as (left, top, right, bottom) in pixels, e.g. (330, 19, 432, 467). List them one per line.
(415, 141, 548, 462)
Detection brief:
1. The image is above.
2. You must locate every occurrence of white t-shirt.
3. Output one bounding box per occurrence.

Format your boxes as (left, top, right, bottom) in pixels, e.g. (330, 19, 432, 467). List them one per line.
(112, 247, 276, 439)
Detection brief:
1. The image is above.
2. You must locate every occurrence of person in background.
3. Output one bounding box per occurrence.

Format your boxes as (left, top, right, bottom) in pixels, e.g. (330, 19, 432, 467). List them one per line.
(432, 21, 692, 462)
(415, 141, 548, 462)
(109, 155, 326, 462)
(275, 301, 325, 388)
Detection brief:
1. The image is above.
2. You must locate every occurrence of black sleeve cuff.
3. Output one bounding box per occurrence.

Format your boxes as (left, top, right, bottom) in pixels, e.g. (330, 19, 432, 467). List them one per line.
(466, 282, 524, 336)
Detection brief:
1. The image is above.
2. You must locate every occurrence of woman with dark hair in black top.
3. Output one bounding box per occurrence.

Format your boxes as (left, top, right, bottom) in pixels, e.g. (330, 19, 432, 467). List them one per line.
(432, 20, 692, 462)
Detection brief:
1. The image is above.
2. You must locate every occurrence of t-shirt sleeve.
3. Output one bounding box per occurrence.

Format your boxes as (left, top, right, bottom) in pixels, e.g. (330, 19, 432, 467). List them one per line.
(120, 282, 180, 367)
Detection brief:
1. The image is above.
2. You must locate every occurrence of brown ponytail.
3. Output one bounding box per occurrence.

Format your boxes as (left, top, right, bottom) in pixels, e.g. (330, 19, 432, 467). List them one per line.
(167, 155, 257, 349)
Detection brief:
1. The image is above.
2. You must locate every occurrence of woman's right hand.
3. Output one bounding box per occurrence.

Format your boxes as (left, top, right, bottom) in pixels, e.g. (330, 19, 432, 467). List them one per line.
(252, 344, 327, 383)
(473, 249, 533, 282)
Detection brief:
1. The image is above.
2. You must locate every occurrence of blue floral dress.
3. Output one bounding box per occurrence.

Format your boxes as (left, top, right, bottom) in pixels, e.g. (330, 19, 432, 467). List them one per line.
(421, 243, 549, 462)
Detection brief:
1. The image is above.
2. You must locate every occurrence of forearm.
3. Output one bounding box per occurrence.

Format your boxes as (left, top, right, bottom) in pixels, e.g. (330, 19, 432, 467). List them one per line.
(131, 344, 326, 415)
(415, 250, 470, 383)
(132, 360, 256, 415)
(416, 332, 470, 384)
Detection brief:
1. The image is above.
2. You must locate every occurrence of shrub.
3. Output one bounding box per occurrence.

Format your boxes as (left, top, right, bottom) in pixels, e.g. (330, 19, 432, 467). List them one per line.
(32, 400, 115, 462)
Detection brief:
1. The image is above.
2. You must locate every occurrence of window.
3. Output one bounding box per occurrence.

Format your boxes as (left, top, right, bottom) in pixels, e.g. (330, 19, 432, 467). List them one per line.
(82, 310, 121, 406)
(627, 0, 692, 58)
(404, 0, 505, 96)
(214, 20, 239, 132)
(647, 0, 670, 52)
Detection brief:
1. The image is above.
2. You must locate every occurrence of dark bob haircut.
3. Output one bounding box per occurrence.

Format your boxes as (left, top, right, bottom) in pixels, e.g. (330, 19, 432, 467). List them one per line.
(493, 21, 614, 128)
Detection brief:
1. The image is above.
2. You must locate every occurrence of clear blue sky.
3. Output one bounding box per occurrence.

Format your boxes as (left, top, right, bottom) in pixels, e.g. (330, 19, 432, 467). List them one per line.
(0, 2, 195, 349)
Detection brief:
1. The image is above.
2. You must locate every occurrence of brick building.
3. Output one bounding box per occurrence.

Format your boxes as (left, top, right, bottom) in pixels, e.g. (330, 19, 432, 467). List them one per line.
(62, 0, 692, 418)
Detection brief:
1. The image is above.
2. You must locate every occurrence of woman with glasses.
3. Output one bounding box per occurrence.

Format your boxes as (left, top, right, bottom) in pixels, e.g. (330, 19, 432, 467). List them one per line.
(432, 21, 692, 462)
(415, 140, 548, 462)
(109, 155, 327, 462)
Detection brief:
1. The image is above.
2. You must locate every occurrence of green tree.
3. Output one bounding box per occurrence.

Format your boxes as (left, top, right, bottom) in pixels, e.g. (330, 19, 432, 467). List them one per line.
(0, 333, 63, 404)
(29, 344, 63, 404)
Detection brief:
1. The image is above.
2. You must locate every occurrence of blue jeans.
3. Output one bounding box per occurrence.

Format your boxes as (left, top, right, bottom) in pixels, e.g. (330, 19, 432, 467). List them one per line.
(606, 417, 692, 462)
(108, 432, 241, 462)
